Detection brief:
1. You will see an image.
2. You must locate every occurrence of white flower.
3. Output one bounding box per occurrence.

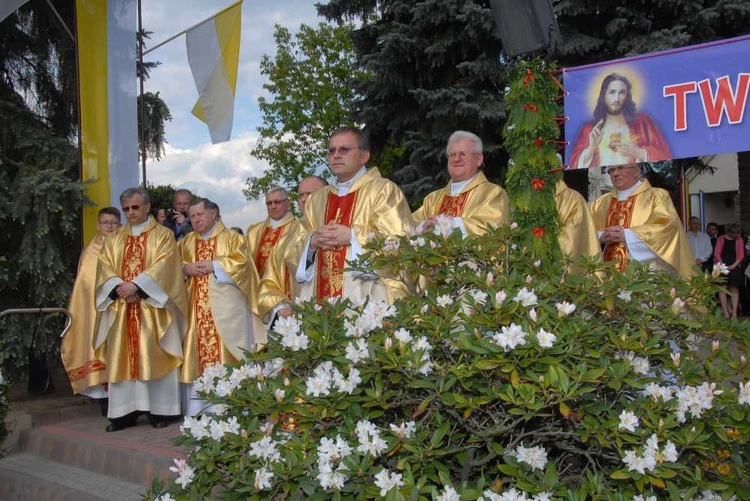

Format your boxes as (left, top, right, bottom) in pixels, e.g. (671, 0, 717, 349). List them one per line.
(317, 435, 353, 462)
(316, 461, 348, 490)
(345, 338, 370, 365)
(495, 290, 507, 306)
(469, 289, 488, 305)
(695, 490, 727, 501)
(536, 328, 556, 348)
(373, 469, 404, 496)
(437, 294, 454, 307)
(555, 301, 576, 317)
(489, 323, 527, 351)
(248, 436, 281, 463)
(275, 388, 285, 403)
(409, 236, 426, 248)
(390, 421, 416, 439)
(617, 290, 633, 301)
(510, 222, 518, 229)
(394, 328, 413, 344)
(630, 356, 650, 375)
(254, 467, 273, 490)
(169, 458, 195, 489)
(436, 486, 461, 501)
(213, 378, 238, 398)
(156, 495, 175, 501)
(739, 381, 750, 405)
(642, 383, 674, 403)
(675, 382, 720, 422)
(273, 315, 301, 337)
(712, 262, 730, 277)
(432, 214, 458, 237)
(633, 496, 657, 501)
(513, 444, 548, 471)
(618, 410, 639, 432)
(333, 367, 362, 394)
(513, 287, 538, 307)
(622, 449, 656, 474)
(525, 274, 533, 283)
(671, 297, 686, 314)
(382, 238, 400, 252)
(661, 441, 678, 462)
(305, 374, 331, 397)
(533, 259, 541, 268)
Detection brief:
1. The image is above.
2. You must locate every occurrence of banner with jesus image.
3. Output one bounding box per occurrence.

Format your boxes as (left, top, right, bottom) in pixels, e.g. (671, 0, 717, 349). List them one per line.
(563, 35, 750, 170)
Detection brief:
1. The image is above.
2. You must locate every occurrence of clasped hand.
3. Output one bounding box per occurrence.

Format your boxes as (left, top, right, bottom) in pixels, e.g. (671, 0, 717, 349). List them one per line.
(115, 281, 140, 303)
(600, 225, 626, 244)
(311, 221, 351, 250)
(183, 260, 214, 277)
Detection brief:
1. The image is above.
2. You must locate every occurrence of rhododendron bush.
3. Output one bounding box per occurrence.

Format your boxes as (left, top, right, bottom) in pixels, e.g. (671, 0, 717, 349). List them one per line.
(148, 226, 750, 500)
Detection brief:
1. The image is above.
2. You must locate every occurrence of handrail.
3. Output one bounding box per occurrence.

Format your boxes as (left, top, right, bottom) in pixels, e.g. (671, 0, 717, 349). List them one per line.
(0, 307, 73, 338)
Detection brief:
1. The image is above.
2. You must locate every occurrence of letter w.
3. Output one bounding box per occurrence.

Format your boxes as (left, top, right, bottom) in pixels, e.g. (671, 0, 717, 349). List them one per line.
(698, 74, 750, 127)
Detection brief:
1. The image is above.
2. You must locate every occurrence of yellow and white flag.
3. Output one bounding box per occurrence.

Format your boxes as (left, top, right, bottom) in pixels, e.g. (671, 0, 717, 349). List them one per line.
(76, 0, 139, 244)
(186, 1, 242, 144)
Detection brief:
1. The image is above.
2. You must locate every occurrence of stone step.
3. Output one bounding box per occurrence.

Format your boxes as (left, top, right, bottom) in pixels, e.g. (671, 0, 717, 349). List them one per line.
(0, 453, 144, 501)
(16, 414, 188, 488)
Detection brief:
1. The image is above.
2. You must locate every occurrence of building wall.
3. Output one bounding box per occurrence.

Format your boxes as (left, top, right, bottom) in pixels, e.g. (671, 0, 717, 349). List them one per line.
(688, 153, 739, 229)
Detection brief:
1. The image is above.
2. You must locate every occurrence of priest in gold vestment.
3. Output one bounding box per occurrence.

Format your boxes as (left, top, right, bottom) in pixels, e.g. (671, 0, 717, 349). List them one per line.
(590, 164, 693, 278)
(95, 188, 188, 432)
(413, 131, 508, 235)
(296, 126, 414, 304)
(179, 199, 254, 416)
(62, 207, 121, 406)
(554, 179, 601, 260)
(259, 176, 327, 326)
(245, 187, 300, 344)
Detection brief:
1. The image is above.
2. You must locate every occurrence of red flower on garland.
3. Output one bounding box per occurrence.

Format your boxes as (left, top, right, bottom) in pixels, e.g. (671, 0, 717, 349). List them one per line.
(533, 137, 544, 148)
(523, 103, 538, 113)
(533, 227, 545, 238)
(531, 179, 545, 190)
(523, 69, 534, 87)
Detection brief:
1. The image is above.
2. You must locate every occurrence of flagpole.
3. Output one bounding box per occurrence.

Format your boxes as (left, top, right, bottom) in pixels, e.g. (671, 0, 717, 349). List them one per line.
(138, 0, 147, 186)
(142, 0, 242, 56)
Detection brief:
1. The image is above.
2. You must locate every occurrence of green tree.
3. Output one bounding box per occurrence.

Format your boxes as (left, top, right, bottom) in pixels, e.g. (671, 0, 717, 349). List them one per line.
(138, 30, 172, 162)
(244, 22, 364, 202)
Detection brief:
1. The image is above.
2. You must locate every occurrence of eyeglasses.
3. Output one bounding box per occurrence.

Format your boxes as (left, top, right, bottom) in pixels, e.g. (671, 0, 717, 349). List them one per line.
(327, 146, 362, 156)
(606, 165, 637, 175)
(265, 199, 290, 206)
(98, 221, 120, 227)
(121, 205, 141, 212)
(448, 152, 481, 161)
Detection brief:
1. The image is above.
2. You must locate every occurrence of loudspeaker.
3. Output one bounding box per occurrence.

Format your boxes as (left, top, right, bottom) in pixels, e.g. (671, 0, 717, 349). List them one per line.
(489, 0, 562, 58)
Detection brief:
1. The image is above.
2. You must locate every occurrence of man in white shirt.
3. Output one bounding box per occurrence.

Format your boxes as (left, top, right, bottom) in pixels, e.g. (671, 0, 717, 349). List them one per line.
(686, 216, 713, 271)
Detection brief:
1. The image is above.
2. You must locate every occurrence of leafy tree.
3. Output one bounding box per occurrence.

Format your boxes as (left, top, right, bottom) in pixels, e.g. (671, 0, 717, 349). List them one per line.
(318, 0, 508, 203)
(244, 22, 365, 202)
(138, 30, 172, 162)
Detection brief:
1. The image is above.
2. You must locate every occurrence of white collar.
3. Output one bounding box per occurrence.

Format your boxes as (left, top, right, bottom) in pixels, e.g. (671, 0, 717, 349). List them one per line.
(450, 173, 478, 196)
(616, 180, 642, 201)
(269, 215, 288, 229)
(201, 222, 218, 239)
(334, 166, 367, 195)
(130, 216, 150, 236)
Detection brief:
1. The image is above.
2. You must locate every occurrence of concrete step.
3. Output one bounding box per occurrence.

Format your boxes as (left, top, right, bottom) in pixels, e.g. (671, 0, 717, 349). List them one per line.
(0, 453, 144, 500)
(16, 414, 188, 488)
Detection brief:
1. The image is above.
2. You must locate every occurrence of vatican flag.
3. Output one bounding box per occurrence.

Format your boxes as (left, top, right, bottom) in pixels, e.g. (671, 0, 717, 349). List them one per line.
(76, 0, 139, 244)
(186, 1, 242, 144)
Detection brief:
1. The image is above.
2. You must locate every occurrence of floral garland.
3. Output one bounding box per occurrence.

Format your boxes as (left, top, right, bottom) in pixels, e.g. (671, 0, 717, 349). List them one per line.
(504, 59, 563, 257)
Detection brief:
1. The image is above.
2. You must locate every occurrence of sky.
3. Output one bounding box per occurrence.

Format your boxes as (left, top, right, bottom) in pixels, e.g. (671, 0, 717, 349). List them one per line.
(141, 0, 323, 230)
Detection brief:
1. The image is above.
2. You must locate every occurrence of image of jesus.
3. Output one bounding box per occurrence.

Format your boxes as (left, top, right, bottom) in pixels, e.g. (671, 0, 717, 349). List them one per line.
(569, 73, 671, 170)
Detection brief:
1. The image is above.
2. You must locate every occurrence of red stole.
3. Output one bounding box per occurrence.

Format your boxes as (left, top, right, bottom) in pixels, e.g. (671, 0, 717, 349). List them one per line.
(256, 225, 286, 276)
(603, 195, 637, 271)
(194, 238, 221, 374)
(317, 191, 358, 300)
(438, 190, 470, 216)
(121, 232, 148, 379)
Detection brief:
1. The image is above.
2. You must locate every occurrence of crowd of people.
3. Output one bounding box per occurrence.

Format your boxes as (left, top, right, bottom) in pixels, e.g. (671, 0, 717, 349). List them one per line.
(60, 126, 747, 432)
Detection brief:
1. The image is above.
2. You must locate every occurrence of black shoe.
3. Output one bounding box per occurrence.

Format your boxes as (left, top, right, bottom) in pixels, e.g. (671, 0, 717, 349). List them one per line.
(105, 423, 125, 432)
(150, 420, 168, 429)
(105, 414, 137, 432)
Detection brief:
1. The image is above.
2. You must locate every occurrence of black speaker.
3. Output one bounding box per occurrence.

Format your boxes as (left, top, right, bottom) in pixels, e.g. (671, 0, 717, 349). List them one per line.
(489, 0, 562, 58)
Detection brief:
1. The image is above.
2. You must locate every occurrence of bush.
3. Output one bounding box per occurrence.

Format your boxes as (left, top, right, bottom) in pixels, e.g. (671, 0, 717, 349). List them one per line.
(148, 225, 750, 500)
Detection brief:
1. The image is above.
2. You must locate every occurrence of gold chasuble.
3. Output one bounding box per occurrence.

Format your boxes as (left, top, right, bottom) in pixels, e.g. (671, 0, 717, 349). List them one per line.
(554, 180, 601, 260)
(95, 219, 187, 384)
(590, 179, 694, 278)
(257, 227, 305, 322)
(62, 234, 107, 394)
(178, 222, 254, 383)
(299, 168, 414, 303)
(412, 172, 509, 235)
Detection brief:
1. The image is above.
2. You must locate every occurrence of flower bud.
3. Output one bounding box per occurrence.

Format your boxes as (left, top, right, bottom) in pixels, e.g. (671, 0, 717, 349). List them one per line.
(712, 340, 719, 352)
(385, 337, 393, 351)
(275, 389, 285, 403)
(284, 377, 291, 387)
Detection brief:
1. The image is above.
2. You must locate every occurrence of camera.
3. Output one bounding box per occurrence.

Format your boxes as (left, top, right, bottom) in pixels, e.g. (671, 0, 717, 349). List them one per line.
(165, 208, 177, 220)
